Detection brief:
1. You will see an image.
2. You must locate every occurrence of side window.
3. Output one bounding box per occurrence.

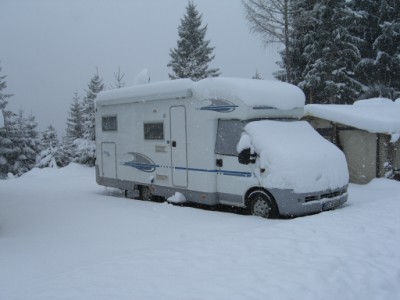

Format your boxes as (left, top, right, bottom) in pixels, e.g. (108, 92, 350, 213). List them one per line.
(144, 122, 164, 140)
(215, 120, 244, 156)
(102, 116, 117, 131)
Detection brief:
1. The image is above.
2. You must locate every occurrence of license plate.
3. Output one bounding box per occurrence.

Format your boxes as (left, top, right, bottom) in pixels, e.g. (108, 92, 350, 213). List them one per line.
(322, 201, 336, 210)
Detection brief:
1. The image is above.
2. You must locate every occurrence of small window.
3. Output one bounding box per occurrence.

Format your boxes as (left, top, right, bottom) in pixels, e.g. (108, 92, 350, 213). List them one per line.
(144, 122, 164, 140)
(102, 116, 117, 131)
(215, 120, 244, 156)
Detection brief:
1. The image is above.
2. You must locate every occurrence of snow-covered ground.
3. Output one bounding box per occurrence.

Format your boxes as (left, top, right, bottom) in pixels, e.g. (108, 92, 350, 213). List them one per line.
(1, 164, 399, 300)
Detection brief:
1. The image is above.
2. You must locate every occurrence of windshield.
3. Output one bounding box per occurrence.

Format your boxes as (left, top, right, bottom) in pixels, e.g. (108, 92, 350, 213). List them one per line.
(215, 118, 298, 156)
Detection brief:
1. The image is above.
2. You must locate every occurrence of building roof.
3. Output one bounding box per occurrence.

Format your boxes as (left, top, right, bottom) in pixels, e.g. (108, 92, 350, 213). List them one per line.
(304, 98, 400, 142)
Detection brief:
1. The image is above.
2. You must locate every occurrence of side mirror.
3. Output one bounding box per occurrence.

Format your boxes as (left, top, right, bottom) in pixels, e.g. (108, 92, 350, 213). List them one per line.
(238, 148, 257, 165)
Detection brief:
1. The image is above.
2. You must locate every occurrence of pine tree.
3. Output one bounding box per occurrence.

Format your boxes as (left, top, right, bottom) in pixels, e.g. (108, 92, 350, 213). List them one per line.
(41, 125, 58, 149)
(349, 0, 400, 99)
(0, 66, 13, 178)
(349, 0, 378, 91)
(0, 66, 12, 112)
(65, 91, 84, 143)
(82, 71, 104, 142)
(168, 1, 220, 81)
(79, 71, 104, 166)
(299, 0, 362, 103)
(36, 125, 69, 168)
(7, 109, 40, 176)
(276, 0, 317, 86)
(371, 0, 400, 99)
(252, 69, 263, 80)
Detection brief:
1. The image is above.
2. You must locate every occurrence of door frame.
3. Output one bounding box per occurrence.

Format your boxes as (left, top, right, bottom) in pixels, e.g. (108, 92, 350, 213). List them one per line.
(169, 105, 188, 187)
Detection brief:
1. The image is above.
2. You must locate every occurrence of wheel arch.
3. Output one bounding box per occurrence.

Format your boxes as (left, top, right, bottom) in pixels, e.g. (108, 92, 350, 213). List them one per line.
(244, 187, 280, 215)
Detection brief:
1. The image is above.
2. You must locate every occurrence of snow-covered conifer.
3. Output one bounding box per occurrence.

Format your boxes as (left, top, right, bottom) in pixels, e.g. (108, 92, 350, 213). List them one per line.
(370, 0, 400, 99)
(65, 91, 84, 143)
(349, 0, 400, 99)
(7, 110, 40, 176)
(79, 71, 104, 166)
(168, 1, 220, 81)
(82, 71, 104, 142)
(252, 69, 263, 80)
(0, 65, 13, 177)
(299, 0, 362, 103)
(36, 125, 69, 168)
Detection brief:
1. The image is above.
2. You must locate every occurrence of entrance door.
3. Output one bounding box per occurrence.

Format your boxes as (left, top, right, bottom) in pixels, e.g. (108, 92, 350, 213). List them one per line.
(101, 142, 117, 178)
(170, 106, 188, 187)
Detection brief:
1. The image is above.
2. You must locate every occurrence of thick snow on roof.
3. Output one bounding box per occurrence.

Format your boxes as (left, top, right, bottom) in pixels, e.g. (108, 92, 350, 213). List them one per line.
(97, 77, 305, 110)
(193, 77, 305, 110)
(237, 120, 349, 193)
(96, 79, 193, 105)
(304, 98, 400, 141)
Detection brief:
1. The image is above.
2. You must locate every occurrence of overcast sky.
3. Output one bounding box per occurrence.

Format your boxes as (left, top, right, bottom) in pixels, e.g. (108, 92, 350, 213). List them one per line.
(0, 0, 280, 135)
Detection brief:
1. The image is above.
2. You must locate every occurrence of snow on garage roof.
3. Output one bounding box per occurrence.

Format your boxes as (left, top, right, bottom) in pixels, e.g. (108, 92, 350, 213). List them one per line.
(96, 77, 305, 110)
(304, 98, 400, 142)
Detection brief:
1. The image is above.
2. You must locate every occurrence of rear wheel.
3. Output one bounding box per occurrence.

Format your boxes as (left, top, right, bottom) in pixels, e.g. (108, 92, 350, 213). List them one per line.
(139, 185, 152, 201)
(248, 191, 278, 218)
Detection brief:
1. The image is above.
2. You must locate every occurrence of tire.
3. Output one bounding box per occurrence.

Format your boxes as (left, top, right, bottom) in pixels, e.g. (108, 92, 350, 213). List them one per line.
(139, 185, 152, 201)
(248, 191, 278, 219)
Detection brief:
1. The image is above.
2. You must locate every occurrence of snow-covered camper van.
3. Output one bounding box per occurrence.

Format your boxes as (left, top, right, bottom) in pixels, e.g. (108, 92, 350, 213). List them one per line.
(95, 78, 348, 218)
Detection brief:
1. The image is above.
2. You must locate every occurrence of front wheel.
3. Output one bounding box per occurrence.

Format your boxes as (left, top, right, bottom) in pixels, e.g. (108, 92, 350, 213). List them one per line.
(248, 191, 278, 219)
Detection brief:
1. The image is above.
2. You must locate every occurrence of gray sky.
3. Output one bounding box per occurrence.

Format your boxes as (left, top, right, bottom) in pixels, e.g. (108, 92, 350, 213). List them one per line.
(0, 0, 280, 135)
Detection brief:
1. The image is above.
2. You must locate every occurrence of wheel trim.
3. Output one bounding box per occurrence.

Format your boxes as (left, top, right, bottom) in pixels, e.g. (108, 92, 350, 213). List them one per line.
(252, 197, 271, 217)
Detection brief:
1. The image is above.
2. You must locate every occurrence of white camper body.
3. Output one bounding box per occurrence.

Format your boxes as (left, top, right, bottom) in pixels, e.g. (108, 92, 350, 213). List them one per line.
(95, 78, 348, 217)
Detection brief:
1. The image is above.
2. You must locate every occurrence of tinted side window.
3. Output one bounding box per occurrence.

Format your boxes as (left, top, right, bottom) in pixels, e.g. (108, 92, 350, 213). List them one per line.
(144, 122, 164, 140)
(215, 120, 244, 156)
(102, 116, 117, 131)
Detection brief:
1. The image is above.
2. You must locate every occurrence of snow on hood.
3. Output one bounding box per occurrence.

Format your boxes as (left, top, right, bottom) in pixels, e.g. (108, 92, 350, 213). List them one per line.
(237, 120, 349, 193)
(193, 77, 305, 110)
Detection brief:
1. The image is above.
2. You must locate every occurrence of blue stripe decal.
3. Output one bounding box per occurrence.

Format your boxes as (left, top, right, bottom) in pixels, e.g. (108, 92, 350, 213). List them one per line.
(124, 162, 252, 177)
(171, 166, 251, 177)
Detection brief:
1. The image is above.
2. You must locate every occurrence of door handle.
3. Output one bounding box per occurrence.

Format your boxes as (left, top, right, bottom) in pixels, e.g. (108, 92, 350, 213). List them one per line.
(172, 141, 177, 147)
(216, 159, 223, 167)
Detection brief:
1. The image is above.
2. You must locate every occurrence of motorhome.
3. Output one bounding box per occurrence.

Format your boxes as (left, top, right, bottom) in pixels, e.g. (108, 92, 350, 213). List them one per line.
(95, 77, 349, 218)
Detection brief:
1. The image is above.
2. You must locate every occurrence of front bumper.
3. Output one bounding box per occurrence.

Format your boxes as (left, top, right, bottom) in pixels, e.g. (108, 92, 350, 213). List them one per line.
(272, 186, 348, 217)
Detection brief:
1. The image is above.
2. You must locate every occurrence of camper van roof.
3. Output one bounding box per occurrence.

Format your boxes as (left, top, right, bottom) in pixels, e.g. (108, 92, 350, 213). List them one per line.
(193, 77, 304, 110)
(96, 77, 305, 110)
(96, 79, 193, 106)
